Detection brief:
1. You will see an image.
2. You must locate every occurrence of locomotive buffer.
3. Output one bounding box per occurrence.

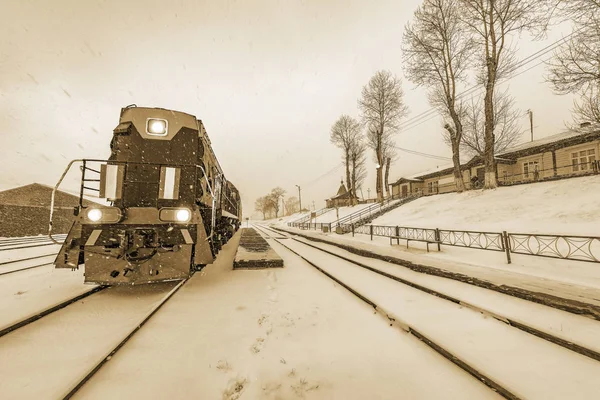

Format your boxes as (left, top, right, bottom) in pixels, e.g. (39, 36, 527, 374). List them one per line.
(233, 228, 283, 269)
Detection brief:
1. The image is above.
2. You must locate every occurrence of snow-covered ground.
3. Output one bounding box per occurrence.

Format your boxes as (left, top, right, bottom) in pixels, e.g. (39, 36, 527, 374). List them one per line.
(371, 175, 600, 236)
(279, 236, 600, 399)
(259, 202, 378, 227)
(0, 281, 178, 399)
(72, 231, 500, 400)
(269, 176, 600, 307)
(311, 203, 373, 224)
(276, 226, 600, 309)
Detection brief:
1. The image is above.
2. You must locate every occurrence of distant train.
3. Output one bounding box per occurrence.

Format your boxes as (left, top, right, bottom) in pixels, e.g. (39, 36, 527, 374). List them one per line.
(50, 105, 242, 285)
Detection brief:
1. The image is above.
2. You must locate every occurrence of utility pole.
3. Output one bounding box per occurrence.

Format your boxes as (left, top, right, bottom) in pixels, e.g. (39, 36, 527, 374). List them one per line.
(527, 109, 534, 142)
(295, 184, 302, 211)
(312, 200, 315, 211)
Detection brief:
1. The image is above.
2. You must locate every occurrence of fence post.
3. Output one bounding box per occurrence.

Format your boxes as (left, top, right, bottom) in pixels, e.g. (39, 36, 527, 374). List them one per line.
(352, 224, 355, 237)
(329, 222, 332, 233)
(503, 231, 512, 264)
(370, 225, 373, 241)
(435, 228, 441, 251)
(395, 225, 400, 239)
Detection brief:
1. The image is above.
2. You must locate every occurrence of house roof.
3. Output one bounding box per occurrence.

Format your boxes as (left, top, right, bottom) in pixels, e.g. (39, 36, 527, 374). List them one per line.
(390, 124, 600, 184)
(335, 181, 348, 196)
(392, 156, 516, 184)
(498, 124, 600, 157)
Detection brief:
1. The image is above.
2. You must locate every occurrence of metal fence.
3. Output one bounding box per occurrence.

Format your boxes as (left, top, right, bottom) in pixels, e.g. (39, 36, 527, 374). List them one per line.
(508, 232, 600, 263)
(332, 222, 599, 264)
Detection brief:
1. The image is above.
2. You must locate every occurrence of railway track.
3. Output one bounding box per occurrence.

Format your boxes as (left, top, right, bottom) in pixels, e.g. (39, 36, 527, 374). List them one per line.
(0, 279, 187, 399)
(254, 224, 600, 400)
(0, 234, 66, 245)
(0, 253, 58, 276)
(0, 234, 66, 252)
(62, 279, 187, 399)
(0, 285, 106, 338)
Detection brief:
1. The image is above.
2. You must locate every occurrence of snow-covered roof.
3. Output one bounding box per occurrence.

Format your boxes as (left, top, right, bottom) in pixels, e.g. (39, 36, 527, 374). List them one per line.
(498, 124, 600, 156)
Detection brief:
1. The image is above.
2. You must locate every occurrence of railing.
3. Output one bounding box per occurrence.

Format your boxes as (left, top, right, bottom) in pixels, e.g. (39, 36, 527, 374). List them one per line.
(287, 193, 422, 233)
(335, 193, 422, 231)
(289, 207, 331, 225)
(439, 229, 505, 251)
(508, 232, 600, 263)
(498, 160, 600, 187)
(48, 158, 220, 242)
(334, 222, 600, 265)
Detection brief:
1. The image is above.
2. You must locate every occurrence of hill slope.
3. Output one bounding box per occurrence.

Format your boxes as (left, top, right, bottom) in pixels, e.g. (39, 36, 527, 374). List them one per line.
(372, 175, 600, 236)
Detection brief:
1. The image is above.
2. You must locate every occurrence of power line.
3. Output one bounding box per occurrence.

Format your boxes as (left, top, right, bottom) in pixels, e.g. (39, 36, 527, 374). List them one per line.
(393, 145, 452, 160)
(300, 162, 344, 188)
(299, 144, 451, 189)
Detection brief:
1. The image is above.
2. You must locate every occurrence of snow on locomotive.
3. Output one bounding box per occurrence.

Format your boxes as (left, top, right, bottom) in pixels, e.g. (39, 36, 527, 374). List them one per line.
(50, 105, 242, 285)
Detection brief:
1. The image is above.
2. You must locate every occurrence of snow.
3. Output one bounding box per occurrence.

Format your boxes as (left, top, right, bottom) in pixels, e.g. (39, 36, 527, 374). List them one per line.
(72, 231, 500, 400)
(288, 235, 600, 355)
(0, 254, 55, 274)
(0, 281, 179, 399)
(0, 244, 60, 264)
(311, 203, 374, 224)
(498, 125, 599, 155)
(277, 226, 600, 309)
(260, 203, 380, 226)
(371, 174, 600, 236)
(281, 238, 600, 400)
(0, 260, 92, 332)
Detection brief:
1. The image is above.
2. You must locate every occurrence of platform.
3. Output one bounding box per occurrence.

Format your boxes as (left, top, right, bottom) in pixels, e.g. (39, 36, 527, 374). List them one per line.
(233, 228, 284, 269)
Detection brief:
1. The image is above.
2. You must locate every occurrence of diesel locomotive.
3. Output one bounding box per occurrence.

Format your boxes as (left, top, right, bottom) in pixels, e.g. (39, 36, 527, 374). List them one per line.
(50, 105, 242, 285)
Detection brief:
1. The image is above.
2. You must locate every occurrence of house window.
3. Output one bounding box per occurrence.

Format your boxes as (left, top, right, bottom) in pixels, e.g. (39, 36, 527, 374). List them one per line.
(427, 181, 439, 194)
(523, 161, 538, 179)
(572, 149, 596, 172)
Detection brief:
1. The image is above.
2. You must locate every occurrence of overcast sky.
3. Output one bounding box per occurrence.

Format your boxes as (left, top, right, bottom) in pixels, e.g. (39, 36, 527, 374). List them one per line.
(0, 0, 576, 218)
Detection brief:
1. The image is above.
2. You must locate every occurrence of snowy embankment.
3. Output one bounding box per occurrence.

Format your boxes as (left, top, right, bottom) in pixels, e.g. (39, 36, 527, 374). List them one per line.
(311, 203, 373, 224)
(264, 203, 378, 227)
(274, 178, 600, 305)
(372, 175, 600, 236)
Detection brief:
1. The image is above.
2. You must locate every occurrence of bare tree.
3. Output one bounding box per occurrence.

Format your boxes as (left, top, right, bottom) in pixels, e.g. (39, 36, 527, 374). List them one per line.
(382, 136, 397, 197)
(547, 22, 600, 95)
(330, 115, 362, 191)
(266, 187, 286, 218)
(546, 0, 600, 124)
(461, 89, 523, 156)
(403, 0, 473, 193)
(284, 196, 300, 215)
(254, 196, 272, 220)
(572, 88, 600, 124)
(459, 0, 552, 188)
(349, 137, 367, 203)
(359, 71, 409, 201)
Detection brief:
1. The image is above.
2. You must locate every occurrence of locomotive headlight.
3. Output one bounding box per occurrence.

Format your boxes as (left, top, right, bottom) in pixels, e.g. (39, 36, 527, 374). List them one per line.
(176, 209, 191, 222)
(87, 208, 103, 222)
(159, 207, 192, 223)
(84, 207, 122, 224)
(146, 118, 168, 136)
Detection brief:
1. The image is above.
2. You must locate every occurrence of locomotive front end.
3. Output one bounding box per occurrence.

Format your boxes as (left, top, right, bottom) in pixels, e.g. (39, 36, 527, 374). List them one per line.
(53, 106, 216, 285)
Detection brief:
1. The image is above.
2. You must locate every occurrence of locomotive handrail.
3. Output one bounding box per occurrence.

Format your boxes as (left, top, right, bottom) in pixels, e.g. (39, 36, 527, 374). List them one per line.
(49, 158, 227, 245)
(48, 159, 87, 244)
(196, 164, 218, 241)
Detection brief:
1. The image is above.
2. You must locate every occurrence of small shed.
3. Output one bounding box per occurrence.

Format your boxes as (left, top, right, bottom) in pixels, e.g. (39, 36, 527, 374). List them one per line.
(325, 181, 358, 208)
